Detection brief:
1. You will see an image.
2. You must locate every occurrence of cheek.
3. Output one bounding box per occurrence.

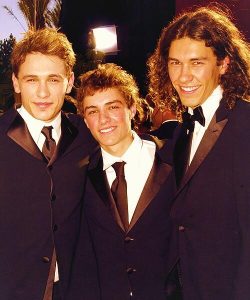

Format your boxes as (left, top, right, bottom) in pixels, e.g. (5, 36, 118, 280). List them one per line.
(196, 67, 215, 82)
(168, 68, 177, 82)
(84, 117, 98, 132)
(109, 111, 124, 123)
(119, 113, 131, 125)
(169, 65, 183, 81)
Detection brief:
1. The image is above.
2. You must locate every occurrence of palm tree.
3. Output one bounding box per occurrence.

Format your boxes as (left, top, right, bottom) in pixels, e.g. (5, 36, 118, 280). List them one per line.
(3, 0, 62, 30)
(45, 0, 62, 28)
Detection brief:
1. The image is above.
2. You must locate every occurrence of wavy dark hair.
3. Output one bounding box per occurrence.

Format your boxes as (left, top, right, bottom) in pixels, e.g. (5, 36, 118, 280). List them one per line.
(147, 3, 250, 117)
(77, 63, 144, 129)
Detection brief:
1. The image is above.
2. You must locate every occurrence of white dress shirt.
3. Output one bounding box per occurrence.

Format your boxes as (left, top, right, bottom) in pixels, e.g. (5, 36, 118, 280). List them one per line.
(17, 106, 61, 150)
(102, 131, 156, 222)
(17, 105, 61, 282)
(189, 85, 223, 163)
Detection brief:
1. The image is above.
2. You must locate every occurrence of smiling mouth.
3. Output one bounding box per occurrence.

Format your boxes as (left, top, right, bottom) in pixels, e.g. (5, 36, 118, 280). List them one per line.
(180, 86, 200, 93)
(100, 126, 116, 134)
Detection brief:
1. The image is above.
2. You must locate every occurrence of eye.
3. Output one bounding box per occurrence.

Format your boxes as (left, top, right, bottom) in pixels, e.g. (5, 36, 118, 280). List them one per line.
(109, 105, 120, 110)
(49, 78, 60, 83)
(26, 78, 36, 82)
(168, 60, 181, 66)
(193, 61, 203, 65)
(87, 110, 98, 115)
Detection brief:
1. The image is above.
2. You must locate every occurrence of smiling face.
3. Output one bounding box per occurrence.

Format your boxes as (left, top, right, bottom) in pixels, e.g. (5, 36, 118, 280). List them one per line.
(12, 52, 74, 122)
(83, 88, 136, 156)
(168, 37, 228, 108)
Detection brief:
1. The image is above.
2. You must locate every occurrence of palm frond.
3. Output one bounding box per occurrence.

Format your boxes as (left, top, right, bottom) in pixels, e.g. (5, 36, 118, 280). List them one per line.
(4, 0, 62, 31)
(45, 0, 62, 28)
(2, 5, 26, 31)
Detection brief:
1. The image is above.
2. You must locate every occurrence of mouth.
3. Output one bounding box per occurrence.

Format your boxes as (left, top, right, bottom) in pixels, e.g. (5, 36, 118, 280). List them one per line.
(99, 126, 116, 134)
(34, 102, 52, 109)
(179, 86, 200, 93)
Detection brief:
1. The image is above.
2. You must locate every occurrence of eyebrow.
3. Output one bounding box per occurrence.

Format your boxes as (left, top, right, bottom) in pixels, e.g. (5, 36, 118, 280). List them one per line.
(21, 74, 64, 79)
(168, 57, 208, 62)
(84, 100, 123, 113)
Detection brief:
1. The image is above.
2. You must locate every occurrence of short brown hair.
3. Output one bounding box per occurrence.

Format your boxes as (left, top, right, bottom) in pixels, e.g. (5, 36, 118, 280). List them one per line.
(11, 28, 76, 77)
(77, 63, 144, 127)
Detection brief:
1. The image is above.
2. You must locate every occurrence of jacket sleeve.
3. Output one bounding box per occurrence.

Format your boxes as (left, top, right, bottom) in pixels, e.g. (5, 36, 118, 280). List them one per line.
(66, 209, 100, 300)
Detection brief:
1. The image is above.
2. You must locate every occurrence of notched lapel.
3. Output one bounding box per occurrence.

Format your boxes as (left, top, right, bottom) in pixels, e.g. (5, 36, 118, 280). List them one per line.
(88, 151, 126, 232)
(7, 113, 44, 160)
(128, 155, 172, 231)
(88, 155, 111, 208)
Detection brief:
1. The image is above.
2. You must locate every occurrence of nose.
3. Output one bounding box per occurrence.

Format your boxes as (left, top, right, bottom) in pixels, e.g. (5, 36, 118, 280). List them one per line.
(178, 64, 193, 83)
(36, 81, 50, 98)
(99, 109, 110, 125)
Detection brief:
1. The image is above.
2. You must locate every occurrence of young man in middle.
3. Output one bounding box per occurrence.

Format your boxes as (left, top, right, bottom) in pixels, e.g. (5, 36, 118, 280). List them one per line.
(70, 63, 178, 300)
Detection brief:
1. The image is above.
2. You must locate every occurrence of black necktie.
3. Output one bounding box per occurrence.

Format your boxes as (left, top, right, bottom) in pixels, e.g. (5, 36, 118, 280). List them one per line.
(182, 106, 205, 130)
(41, 126, 56, 161)
(174, 106, 205, 187)
(111, 161, 129, 231)
(41, 126, 57, 300)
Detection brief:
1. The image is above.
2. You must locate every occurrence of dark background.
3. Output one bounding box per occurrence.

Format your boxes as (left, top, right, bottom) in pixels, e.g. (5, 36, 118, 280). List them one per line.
(59, 0, 249, 96)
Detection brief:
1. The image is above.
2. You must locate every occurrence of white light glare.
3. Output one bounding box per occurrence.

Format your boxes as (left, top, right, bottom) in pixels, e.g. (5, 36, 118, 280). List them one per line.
(92, 26, 118, 53)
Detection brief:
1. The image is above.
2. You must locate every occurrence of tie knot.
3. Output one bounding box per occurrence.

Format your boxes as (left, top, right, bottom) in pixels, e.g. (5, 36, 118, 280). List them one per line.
(182, 106, 205, 131)
(112, 161, 126, 178)
(41, 126, 53, 140)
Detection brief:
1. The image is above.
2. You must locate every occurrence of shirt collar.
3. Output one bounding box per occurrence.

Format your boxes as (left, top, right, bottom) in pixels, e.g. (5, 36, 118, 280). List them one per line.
(102, 130, 142, 171)
(17, 105, 61, 144)
(189, 85, 223, 126)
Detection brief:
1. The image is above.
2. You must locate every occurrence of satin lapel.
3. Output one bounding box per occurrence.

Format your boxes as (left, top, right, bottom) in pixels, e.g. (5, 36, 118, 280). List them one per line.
(88, 150, 110, 207)
(178, 100, 229, 191)
(128, 154, 172, 231)
(7, 113, 44, 161)
(88, 149, 125, 232)
(49, 113, 78, 165)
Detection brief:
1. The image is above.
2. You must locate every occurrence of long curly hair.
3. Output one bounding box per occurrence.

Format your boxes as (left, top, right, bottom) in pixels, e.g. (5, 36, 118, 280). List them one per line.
(147, 3, 250, 117)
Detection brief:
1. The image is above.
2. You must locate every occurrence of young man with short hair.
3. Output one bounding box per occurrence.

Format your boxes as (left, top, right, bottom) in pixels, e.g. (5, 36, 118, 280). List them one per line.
(0, 28, 96, 300)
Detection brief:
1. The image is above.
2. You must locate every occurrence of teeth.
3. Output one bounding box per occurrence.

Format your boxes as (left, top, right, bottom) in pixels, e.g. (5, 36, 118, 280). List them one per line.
(100, 127, 114, 133)
(181, 86, 198, 92)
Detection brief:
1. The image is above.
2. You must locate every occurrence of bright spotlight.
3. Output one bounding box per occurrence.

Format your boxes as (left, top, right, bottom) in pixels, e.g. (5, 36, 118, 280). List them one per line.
(92, 25, 118, 54)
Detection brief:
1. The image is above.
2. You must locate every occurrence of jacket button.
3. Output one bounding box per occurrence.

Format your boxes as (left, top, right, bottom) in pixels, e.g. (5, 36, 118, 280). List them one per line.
(179, 225, 185, 231)
(51, 194, 56, 201)
(126, 267, 136, 274)
(42, 256, 50, 263)
(124, 236, 134, 243)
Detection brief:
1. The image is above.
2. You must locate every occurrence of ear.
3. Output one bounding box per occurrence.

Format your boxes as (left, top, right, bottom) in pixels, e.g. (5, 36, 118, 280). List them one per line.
(66, 72, 75, 94)
(219, 56, 230, 75)
(12, 73, 21, 93)
(129, 104, 137, 119)
(83, 117, 89, 129)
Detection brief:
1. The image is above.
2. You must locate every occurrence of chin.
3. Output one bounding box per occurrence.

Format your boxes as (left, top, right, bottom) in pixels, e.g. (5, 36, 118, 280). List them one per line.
(182, 100, 200, 108)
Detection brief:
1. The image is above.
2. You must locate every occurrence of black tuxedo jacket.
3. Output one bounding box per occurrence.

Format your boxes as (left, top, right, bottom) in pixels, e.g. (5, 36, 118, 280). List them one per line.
(67, 136, 177, 300)
(0, 108, 96, 300)
(150, 120, 179, 140)
(169, 98, 250, 300)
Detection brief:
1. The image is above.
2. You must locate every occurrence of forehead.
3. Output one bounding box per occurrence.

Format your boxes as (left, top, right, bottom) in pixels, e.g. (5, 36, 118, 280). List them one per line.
(169, 37, 216, 61)
(18, 53, 67, 76)
(84, 88, 127, 107)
